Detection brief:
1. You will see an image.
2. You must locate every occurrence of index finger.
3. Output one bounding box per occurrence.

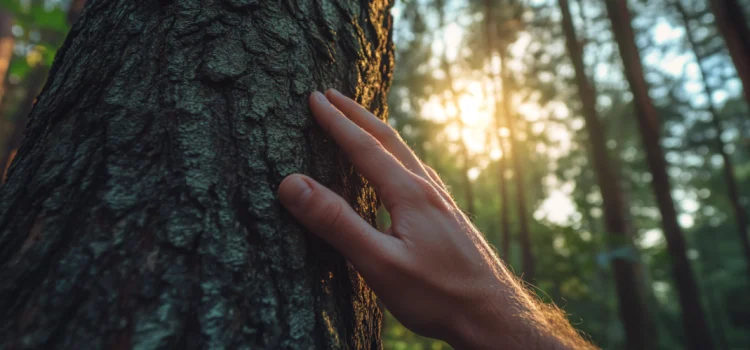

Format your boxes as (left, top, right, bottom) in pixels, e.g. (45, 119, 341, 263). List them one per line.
(309, 91, 420, 208)
(324, 89, 432, 181)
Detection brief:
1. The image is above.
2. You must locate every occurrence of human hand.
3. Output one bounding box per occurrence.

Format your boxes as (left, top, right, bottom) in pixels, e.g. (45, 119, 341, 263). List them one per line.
(278, 90, 593, 349)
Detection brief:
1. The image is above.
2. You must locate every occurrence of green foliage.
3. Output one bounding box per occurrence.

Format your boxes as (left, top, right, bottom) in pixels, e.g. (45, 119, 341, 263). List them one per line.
(1, 0, 70, 81)
(7, 57, 31, 79)
(1, 0, 69, 33)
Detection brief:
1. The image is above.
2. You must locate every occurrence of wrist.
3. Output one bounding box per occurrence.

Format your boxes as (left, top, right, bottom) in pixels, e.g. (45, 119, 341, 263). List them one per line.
(445, 280, 570, 349)
(444, 277, 521, 349)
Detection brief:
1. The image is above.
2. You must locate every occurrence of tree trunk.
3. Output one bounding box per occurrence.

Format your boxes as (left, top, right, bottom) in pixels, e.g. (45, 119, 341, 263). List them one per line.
(558, 1, 659, 348)
(676, 0, 750, 288)
(0, 0, 394, 348)
(710, 0, 750, 110)
(67, 0, 88, 25)
(0, 9, 14, 105)
(498, 49, 534, 282)
(440, 78, 476, 216)
(604, 2, 714, 349)
(485, 0, 511, 262)
(434, 0, 475, 217)
(497, 147, 511, 260)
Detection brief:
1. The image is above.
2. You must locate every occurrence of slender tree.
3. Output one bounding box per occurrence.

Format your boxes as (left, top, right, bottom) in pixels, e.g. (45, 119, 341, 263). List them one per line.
(0, 9, 13, 105)
(709, 0, 750, 109)
(0, 0, 393, 347)
(675, 0, 750, 283)
(485, 0, 511, 260)
(558, 0, 659, 348)
(67, 0, 87, 24)
(440, 62, 476, 216)
(1, 65, 46, 180)
(498, 47, 534, 282)
(437, 0, 476, 216)
(604, 2, 714, 349)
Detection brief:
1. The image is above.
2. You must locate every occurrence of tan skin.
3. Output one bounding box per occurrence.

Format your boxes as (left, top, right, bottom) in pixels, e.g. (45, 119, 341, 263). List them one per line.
(278, 90, 597, 350)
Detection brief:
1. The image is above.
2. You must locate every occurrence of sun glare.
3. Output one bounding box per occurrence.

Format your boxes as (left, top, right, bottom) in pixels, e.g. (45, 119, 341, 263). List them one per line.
(421, 85, 494, 155)
(417, 12, 578, 224)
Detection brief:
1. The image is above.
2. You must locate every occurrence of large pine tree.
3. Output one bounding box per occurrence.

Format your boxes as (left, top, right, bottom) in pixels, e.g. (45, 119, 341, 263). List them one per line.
(0, 1, 394, 348)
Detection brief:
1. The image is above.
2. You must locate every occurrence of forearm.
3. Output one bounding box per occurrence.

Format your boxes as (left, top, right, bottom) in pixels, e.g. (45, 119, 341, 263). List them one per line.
(448, 271, 597, 350)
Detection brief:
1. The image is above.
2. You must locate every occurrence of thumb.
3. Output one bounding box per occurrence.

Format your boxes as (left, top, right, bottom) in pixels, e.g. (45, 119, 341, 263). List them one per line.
(278, 174, 394, 267)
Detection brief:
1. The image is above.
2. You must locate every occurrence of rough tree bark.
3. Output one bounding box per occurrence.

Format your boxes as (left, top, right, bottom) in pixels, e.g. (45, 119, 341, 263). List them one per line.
(604, 2, 714, 349)
(676, 0, 750, 287)
(498, 48, 534, 282)
(0, 0, 394, 348)
(709, 0, 750, 110)
(558, 0, 659, 348)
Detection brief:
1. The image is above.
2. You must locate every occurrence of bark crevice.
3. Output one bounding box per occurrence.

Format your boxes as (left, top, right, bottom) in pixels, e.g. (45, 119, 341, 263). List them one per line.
(0, 0, 394, 348)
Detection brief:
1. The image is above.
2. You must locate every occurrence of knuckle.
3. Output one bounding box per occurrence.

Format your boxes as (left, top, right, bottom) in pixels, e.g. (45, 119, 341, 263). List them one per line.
(383, 173, 420, 197)
(377, 249, 404, 275)
(371, 241, 406, 273)
(426, 188, 450, 210)
(379, 183, 404, 205)
(424, 166, 446, 187)
(318, 197, 345, 231)
(355, 135, 383, 153)
(376, 124, 401, 143)
(412, 176, 446, 207)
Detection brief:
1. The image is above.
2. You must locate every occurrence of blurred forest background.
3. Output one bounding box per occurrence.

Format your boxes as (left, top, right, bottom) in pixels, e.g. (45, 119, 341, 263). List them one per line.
(1, 0, 750, 349)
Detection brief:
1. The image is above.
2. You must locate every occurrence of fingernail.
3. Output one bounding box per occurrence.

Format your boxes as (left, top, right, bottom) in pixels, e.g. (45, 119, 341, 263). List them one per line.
(312, 91, 328, 103)
(279, 175, 313, 208)
(328, 88, 342, 97)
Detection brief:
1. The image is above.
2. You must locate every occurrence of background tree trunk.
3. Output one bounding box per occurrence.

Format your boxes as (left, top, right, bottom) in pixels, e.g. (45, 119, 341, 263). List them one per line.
(0, 0, 394, 348)
(605, 2, 714, 349)
(676, 0, 750, 286)
(0, 9, 13, 105)
(498, 49, 534, 282)
(67, 0, 88, 25)
(558, 0, 659, 348)
(710, 0, 750, 110)
(485, 0, 511, 262)
(439, 58, 476, 216)
(496, 141, 511, 260)
(1, 66, 46, 181)
(436, 2, 475, 217)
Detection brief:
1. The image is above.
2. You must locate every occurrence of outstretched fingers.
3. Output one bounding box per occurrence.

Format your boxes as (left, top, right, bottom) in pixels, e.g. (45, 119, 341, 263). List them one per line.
(324, 89, 433, 182)
(309, 92, 424, 209)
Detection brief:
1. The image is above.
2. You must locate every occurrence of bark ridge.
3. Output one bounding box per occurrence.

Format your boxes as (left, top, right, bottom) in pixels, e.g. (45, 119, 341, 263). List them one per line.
(0, 0, 394, 348)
